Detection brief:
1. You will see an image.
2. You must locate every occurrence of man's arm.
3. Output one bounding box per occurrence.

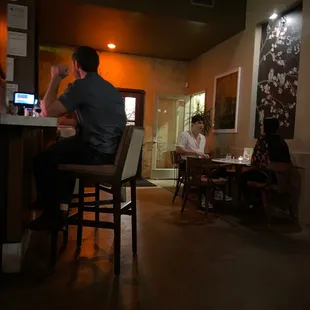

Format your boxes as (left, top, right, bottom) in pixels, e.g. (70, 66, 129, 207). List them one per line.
(41, 76, 67, 117)
(175, 146, 199, 156)
(41, 65, 73, 118)
(57, 113, 78, 127)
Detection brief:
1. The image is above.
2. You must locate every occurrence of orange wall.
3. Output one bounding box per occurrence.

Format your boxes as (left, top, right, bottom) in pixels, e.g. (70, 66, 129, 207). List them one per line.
(39, 46, 188, 177)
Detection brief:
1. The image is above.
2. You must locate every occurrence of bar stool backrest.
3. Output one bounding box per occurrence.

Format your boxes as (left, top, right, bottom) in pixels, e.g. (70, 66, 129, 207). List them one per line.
(114, 126, 144, 181)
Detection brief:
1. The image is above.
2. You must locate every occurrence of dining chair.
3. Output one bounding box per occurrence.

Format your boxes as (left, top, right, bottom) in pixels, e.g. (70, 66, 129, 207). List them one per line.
(264, 162, 295, 222)
(181, 158, 227, 218)
(245, 163, 294, 225)
(171, 151, 186, 203)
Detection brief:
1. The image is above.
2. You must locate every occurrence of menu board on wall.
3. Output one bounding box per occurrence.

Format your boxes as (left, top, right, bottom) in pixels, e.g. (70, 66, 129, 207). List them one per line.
(7, 4, 28, 30)
(6, 0, 36, 94)
(7, 31, 27, 56)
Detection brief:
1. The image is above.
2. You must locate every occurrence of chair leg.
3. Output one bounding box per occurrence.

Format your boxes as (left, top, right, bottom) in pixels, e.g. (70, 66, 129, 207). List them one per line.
(204, 188, 209, 220)
(113, 186, 122, 276)
(262, 190, 271, 226)
(77, 180, 84, 249)
(222, 185, 226, 201)
(228, 175, 232, 197)
(130, 179, 137, 254)
(95, 183, 100, 222)
(182, 179, 186, 199)
(181, 186, 189, 214)
(172, 178, 181, 203)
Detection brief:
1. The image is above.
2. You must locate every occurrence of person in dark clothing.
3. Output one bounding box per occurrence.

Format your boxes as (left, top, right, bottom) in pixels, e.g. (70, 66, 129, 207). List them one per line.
(29, 46, 126, 230)
(241, 117, 291, 206)
(251, 117, 291, 169)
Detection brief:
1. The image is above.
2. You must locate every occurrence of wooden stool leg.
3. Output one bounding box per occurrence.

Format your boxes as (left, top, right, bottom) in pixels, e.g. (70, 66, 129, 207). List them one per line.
(130, 179, 137, 253)
(77, 180, 84, 249)
(95, 183, 100, 222)
(228, 175, 232, 197)
(113, 186, 121, 275)
(0, 243, 3, 274)
(50, 231, 58, 267)
(63, 228, 68, 246)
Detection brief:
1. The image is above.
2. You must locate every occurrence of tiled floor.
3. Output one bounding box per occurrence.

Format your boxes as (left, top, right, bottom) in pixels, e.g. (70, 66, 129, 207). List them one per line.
(1, 187, 310, 309)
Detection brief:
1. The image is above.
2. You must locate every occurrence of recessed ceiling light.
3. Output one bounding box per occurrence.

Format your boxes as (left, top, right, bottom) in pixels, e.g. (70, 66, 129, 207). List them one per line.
(107, 43, 116, 49)
(269, 13, 278, 20)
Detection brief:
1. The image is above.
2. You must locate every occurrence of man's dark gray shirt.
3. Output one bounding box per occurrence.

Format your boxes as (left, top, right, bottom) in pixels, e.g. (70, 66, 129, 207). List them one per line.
(59, 73, 126, 154)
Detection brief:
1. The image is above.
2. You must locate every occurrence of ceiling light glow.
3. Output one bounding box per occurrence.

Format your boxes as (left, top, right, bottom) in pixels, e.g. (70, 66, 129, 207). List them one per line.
(107, 43, 116, 49)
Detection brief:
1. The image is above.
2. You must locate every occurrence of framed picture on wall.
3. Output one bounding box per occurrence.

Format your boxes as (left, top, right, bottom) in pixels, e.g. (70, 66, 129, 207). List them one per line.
(213, 67, 241, 133)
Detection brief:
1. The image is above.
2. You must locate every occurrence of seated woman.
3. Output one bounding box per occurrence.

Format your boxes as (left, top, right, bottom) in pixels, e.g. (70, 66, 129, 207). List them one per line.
(241, 117, 291, 207)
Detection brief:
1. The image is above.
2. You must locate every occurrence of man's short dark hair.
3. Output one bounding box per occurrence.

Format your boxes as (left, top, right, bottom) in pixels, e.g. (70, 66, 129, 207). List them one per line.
(72, 46, 99, 73)
(191, 114, 205, 124)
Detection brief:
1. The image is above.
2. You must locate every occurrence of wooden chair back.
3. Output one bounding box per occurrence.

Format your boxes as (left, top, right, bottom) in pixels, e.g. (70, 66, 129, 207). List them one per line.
(267, 162, 292, 193)
(171, 151, 181, 166)
(186, 157, 214, 187)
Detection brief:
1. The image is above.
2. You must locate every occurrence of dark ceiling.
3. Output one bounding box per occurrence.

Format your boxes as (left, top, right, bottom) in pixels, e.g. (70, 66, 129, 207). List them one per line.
(37, 0, 247, 61)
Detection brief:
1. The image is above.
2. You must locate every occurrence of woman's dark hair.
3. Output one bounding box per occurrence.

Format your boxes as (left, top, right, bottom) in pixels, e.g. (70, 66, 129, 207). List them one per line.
(72, 46, 99, 72)
(264, 117, 279, 135)
(191, 115, 204, 124)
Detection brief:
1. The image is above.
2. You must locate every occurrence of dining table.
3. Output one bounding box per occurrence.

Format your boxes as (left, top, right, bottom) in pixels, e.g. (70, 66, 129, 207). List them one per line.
(212, 158, 251, 166)
(212, 157, 251, 200)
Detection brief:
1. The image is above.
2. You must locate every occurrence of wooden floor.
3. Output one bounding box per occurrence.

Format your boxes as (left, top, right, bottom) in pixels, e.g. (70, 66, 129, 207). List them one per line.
(1, 187, 310, 309)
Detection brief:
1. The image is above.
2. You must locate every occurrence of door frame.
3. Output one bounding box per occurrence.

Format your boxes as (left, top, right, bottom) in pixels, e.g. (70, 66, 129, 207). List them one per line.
(151, 93, 190, 179)
(118, 88, 145, 179)
(117, 88, 145, 127)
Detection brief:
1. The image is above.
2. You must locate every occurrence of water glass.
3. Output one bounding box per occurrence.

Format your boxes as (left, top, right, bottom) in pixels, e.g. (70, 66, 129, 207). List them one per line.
(226, 153, 232, 160)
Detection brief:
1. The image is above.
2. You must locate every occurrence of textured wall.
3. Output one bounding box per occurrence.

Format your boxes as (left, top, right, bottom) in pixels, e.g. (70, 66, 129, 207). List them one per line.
(39, 46, 188, 177)
(255, 7, 302, 139)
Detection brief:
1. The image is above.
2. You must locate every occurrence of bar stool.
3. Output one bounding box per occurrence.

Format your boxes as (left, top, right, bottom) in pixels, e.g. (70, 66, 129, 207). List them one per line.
(50, 126, 144, 275)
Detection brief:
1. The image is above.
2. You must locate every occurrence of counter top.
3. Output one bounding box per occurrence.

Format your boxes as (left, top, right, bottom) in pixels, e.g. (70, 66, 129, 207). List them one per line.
(0, 114, 57, 127)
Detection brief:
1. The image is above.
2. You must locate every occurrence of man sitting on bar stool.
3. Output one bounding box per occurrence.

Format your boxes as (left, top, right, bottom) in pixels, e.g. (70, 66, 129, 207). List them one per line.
(28, 46, 126, 230)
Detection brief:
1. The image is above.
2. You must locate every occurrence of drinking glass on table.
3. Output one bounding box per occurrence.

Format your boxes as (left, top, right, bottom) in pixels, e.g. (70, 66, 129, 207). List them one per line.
(226, 153, 232, 160)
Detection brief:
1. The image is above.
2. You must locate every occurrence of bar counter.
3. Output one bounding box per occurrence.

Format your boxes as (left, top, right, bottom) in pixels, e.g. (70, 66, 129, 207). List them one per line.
(0, 115, 57, 272)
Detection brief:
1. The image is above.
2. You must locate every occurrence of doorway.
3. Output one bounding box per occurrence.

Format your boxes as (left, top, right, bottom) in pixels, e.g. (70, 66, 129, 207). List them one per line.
(151, 91, 206, 179)
(118, 88, 145, 179)
(151, 95, 190, 179)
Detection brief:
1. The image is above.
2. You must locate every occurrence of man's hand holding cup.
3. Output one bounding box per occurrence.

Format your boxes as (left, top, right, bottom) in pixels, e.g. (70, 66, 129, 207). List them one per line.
(51, 65, 69, 81)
